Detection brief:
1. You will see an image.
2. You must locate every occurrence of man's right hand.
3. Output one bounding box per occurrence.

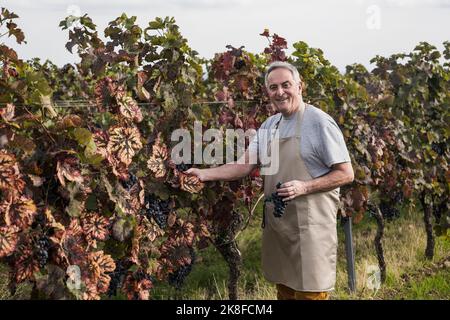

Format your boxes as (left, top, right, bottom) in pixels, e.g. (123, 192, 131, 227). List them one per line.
(185, 168, 208, 182)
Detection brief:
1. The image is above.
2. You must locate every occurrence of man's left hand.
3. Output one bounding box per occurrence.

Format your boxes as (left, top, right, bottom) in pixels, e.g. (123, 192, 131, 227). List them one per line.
(277, 180, 309, 202)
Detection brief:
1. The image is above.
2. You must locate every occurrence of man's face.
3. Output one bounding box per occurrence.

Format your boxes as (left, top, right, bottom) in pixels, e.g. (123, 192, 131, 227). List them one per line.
(267, 68, 302, 116)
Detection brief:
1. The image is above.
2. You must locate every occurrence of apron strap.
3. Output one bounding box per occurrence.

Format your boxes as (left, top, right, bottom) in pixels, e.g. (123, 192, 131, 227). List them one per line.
(295, 103, 307, 137)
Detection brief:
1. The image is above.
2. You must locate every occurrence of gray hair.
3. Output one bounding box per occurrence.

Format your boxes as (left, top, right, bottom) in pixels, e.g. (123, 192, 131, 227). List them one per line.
(264, 61, 301, 88)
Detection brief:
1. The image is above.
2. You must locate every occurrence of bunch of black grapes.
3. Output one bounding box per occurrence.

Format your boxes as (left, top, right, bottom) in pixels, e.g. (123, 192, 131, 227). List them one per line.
(431, 142, 446, 156)
(265, 182, 289, 218)
(379, 201, 400, 221)
(121, 173, 138, 191)
(107, 259, 128, 297)
(234, 58, 246, 70)
(144, 194, 171, 229)
(35, 235, 50, 268)
(168, 248, 196, 290)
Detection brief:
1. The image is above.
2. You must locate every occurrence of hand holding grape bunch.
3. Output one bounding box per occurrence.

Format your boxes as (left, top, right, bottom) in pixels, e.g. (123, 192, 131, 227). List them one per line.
(265, 182, 290, 218)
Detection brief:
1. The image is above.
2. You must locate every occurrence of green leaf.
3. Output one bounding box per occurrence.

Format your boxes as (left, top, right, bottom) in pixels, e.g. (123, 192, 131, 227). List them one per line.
(112, 217, 136, 242)
(66, 199, 83, 217)
(147, 18, 164, 30)
(9, 134, 36, 155)
(82, 152, 104, 166)
(104, 239, 128, 260)
(85, 194, 97, 211)
(72, 128, 93, 146)
(84, 139, 97, 156)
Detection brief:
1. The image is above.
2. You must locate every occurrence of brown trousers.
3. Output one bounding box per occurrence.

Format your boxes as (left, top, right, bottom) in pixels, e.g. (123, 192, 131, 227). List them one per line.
(276, 284, 330, 300)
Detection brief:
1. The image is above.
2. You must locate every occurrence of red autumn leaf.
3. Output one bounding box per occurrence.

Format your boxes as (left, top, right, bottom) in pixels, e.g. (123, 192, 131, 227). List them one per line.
(0, 151, 24, 195)
(122, 272, 153, 300)
(180, 173, 204, 194)
(272, 34, 288, 48)
(82, 282, 101, 300)
(84, 257, 101, 285)
(147, 155, 166, 179)
(106, 154, 129, 180)
(0, 103, 15, 121)
(147, 136, 168, 179)
(136, 71, 150, 101)
(82, 213, 110, 241)
(0, 225, 19, 258)
(130, 226, 141, 264)
(1, 195, 37, 229)
(152, 135, 168, 160)
(94, 77, 125, 112)
(90, 250, 115, 274)
(117, 95, 143, 123)
(56, 156, 84, 187)
(107, 126, 143, 166)
(13, 248, 40, 283)
(92, 130, 109, 159)
(179, 222, 195, 247)
(56, 114, 83, 130)
(0, 152, 16, 190)
(150, 222, 165, 243)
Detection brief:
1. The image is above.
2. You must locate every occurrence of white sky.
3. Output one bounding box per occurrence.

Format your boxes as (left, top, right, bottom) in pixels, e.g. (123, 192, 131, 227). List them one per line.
(2, 0, 450, 71)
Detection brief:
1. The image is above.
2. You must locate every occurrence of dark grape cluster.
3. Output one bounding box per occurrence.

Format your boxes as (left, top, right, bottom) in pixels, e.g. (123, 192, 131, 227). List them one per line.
(107, 259, 128, 297)
(134, 269, 155, 288)
(121, 173, 138, 191)
(234, 58, 246, 70)
(393, 192, 404, 204)
(175, 163, 192, 172)
(265, 182, 289, 218)
(144, 194, 171, 229)
(379, 202, 400, 221)
(431, 142, 446, 156)
(168, 248, 196, 290)
(35, 236, 50, 268)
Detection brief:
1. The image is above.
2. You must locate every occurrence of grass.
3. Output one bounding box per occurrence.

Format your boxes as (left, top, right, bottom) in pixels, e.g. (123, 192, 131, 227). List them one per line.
(150, 205, 449, 300)
(1, 205, 449, 300)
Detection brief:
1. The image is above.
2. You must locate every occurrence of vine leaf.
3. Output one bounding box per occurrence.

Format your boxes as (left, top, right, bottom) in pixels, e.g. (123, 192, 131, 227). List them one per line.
(180, 173, 204, 194)
(0, 151, 17, 190)
(147, 137, 168, 179)
(13, 247, 40, 283)
(1, 195, 37, 229)
(0, 103, 15, 122)
(117, 95, 143, 123)
(107, 126, 143, 166)
(56, 156, 84, 187)
(81, 213, 110, 242)
(56, 114, 83, 130)
(0, 151, 24, 195)
(0, 225, 19, 258)
(92, 130, 109, 159)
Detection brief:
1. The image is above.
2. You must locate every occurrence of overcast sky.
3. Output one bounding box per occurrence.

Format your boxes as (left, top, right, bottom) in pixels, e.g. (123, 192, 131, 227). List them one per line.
(2, 0, 450, 71)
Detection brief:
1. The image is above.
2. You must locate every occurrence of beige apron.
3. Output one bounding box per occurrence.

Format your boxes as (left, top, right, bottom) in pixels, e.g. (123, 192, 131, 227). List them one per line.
(261, 104, 339, 292)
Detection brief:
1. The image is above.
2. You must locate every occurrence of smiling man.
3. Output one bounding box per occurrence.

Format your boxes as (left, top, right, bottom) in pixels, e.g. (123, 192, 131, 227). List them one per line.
(186, 61, 354, 300)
